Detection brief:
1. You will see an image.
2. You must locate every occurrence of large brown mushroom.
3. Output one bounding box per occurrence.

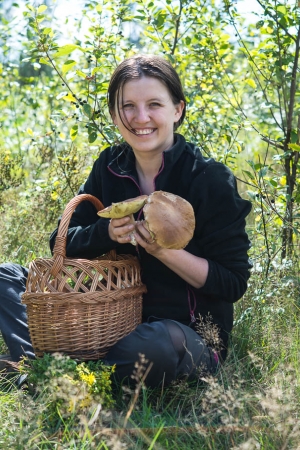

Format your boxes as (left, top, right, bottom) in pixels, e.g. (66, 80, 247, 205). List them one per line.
(97, 191, 195, 249)
(143, 191, 195, 249)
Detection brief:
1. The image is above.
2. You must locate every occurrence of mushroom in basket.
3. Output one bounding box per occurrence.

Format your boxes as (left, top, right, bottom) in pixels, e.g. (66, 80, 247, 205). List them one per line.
(97, 191, 195, 250)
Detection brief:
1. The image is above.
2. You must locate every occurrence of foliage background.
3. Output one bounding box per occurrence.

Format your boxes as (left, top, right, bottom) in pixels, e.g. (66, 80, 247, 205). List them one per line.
(1, 0, 299, 268)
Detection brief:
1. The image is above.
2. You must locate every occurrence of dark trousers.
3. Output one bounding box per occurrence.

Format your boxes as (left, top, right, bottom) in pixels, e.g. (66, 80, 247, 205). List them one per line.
(0, 263, 219, 388)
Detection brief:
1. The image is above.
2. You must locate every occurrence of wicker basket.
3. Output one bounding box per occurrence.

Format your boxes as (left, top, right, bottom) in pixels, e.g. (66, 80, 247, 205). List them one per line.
(22, 194, 147, 360)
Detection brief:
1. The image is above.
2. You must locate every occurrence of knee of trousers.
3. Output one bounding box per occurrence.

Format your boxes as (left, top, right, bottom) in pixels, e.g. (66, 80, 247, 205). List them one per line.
(105, 321, 181, 387)
(0, 263, 28, 288)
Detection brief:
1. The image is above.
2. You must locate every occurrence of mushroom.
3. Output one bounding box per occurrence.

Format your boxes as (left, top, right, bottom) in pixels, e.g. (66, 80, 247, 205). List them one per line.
(97, 191, 195, 250)
(97, 195, 148, 245)
(143, 191, 195, 249)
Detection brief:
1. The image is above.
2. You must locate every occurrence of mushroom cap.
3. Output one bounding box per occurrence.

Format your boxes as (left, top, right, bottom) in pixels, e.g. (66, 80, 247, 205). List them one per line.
(143, 191, 195, 249)
(97, 195, 148, 219)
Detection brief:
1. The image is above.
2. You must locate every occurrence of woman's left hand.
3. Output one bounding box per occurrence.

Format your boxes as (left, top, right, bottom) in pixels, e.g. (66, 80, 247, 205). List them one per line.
(134, 221, 163, 255)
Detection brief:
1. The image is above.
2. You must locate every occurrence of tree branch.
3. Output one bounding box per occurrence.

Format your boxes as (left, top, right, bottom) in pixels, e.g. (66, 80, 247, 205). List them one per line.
(171, 0, 183, 55)
(285, 24, 300, 146)
(256, 0, 297, 43)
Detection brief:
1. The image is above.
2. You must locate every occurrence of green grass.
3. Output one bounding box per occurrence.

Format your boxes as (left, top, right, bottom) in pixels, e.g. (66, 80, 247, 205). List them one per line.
(1, 191, 299, 448)
(0, 261, 299, 449)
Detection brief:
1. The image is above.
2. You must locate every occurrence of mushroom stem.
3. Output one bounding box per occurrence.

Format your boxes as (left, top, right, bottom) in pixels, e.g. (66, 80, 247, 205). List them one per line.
(128, 214, 137, 246)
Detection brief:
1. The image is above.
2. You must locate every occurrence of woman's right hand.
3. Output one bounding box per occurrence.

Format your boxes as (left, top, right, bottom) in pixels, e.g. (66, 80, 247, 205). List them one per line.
(108, 216, 135, 244)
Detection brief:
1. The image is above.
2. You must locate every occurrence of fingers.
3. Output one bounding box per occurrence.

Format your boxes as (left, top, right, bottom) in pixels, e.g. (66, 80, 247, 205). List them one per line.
(108, 217, 157, 249)
(135, 221, 155, 245)
(108, 216, 135, 243)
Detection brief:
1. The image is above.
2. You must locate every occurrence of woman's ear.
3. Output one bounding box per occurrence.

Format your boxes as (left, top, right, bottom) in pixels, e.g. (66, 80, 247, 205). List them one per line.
(174, 100, 185, 122)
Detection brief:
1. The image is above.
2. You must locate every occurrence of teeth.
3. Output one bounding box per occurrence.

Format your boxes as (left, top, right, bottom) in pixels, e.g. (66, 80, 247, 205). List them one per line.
(135, 129, 154, 135)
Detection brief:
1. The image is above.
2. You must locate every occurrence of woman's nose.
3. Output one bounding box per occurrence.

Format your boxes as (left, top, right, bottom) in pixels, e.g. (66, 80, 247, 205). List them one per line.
(135, 106, 150, 123)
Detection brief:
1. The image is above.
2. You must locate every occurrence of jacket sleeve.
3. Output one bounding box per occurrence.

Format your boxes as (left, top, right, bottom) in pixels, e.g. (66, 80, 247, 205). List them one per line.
(190, 162, 252, 303)
(49, 153, 118, 258)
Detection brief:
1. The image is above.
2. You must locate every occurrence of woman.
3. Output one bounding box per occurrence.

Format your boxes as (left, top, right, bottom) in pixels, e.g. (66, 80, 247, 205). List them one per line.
(0, 55, 252, 387)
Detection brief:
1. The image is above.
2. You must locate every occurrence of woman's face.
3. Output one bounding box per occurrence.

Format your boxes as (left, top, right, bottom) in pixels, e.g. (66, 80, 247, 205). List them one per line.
(112, 76, 184, 157)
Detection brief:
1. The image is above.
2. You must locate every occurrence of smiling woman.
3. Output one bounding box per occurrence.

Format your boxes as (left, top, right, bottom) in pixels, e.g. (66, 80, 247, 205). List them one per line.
(0, 54, 252, 389)
(111, 77, 184, 159)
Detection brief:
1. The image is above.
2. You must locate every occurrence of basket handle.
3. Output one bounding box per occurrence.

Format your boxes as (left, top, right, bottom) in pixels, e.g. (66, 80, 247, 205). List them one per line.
(51, 194, 105, 277)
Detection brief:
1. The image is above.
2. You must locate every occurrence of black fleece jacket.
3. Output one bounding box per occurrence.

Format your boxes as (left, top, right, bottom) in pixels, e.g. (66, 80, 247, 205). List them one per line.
(50, 134, 252, 354)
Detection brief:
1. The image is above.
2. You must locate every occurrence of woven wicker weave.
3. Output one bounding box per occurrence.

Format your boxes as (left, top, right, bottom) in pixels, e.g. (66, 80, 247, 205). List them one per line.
(22, 194, 146, 360)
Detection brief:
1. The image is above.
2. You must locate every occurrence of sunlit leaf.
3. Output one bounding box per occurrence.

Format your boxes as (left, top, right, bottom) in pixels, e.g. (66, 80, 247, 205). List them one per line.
(76, 70, 87, 79)
(70, 125, 78, 141)
(51, 191, 59, 200)
(42, 27, 52, 35)
(62, 60, 76, 74)
(280, 176, 286, 186)
(288, 143, 300, 152)
(37, 5, 47, 13)
(62, 93, 77, 102)
(245, 78, 257, 89)
(39, 57, 52, 67)
(52, 45, 83, 58)
(276, 5, 287, 14)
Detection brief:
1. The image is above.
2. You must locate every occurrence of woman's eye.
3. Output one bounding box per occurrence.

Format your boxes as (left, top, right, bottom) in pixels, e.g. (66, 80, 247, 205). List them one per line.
(150, 102, 161, 107)
(122, 104, 134, 110)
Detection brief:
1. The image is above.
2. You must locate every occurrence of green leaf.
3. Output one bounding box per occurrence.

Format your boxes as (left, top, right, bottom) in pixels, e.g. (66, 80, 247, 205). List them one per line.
(83, 104, 93, 119)
(88, 131, 97, 143)
(269, 179, 278, 187)
(256, 20, 264, 29)
(62, 60, 76, 74)
(70, 125, 78, 141)
(290, 130, 298, 144)
(144, 30, 160, 42)
(288, 143, 300, 152)
(76, 69, 87, 79)
(276, 5, 287, 14)
(39, 57, 52, 67)
(42, 27, 52, 35)
(37, 5, 47, 13)
(242, 170, 255, 181)
(258, 167, 268, 178)
(155, 11, 166, 28)
(91, 67, 102, 75)
(245, 78, 257, 89)
(52, 45, 82, 58)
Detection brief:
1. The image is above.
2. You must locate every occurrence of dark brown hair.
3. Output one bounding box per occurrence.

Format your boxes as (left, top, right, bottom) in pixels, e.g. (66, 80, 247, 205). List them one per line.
(107, 54, 186, 130)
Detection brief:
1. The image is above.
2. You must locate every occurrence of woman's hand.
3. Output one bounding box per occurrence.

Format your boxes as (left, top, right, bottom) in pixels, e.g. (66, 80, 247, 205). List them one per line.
(109, 218, 208, 289)
(134, 221, 164, 255)
(108, 216, 135, 244)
